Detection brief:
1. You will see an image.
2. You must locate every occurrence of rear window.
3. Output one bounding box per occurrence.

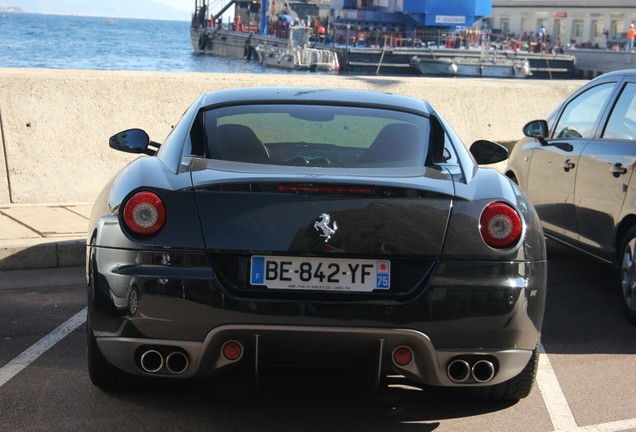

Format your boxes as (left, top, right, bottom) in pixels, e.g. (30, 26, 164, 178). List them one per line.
(202, 104, 430, 168)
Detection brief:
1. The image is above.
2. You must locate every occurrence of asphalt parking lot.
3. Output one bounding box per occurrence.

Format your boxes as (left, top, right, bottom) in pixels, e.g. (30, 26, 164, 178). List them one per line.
(0, 239, 635, 432)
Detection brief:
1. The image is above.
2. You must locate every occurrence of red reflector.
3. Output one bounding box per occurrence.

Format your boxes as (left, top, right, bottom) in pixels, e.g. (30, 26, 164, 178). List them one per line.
(393, 346, 413, 366)
(277, 185, 373, 194)
(480, 202, 522, 249)
(123, 191, 166, 236)
(222, 341, 243, 361)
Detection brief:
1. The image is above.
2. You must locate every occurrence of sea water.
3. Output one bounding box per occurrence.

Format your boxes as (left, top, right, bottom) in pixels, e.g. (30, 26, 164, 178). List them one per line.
(0, 12, 283, 74)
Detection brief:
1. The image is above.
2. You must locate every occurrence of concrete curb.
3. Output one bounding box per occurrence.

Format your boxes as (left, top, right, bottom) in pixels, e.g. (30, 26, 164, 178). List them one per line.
(0, 238, 85, 271)
(0, 203, 89, 271)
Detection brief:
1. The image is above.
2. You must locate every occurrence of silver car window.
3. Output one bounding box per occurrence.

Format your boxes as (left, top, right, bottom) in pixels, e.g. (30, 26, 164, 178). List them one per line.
(553, 82, 616, 139)
(603, 82, 636, 140)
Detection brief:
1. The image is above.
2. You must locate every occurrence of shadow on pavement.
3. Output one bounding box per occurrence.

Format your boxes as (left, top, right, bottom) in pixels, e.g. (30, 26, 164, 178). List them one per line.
(98, 367, 517, 431)
(542, 238, 636, 355)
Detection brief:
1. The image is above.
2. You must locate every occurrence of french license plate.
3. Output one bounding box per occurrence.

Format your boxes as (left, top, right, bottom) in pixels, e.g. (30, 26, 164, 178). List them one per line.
(250, 256, 390, 292)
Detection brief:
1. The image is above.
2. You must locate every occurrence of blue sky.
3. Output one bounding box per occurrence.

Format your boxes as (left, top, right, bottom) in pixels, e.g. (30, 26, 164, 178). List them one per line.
(153, 0, 192, 13)
(1, 0, 202, 20)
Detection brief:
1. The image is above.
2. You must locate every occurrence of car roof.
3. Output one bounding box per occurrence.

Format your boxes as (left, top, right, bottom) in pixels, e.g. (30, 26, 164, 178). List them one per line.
(202, 87, 432, 115)
(592, 69, 636, 80)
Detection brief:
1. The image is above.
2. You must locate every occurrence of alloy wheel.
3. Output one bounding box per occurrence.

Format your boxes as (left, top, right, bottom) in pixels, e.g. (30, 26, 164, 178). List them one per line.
(621, 237, 636, 312)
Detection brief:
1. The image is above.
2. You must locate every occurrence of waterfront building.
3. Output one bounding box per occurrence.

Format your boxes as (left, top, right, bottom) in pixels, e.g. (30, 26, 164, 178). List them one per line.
(329, 0, 492, 47)
(489, 0, 636, 50)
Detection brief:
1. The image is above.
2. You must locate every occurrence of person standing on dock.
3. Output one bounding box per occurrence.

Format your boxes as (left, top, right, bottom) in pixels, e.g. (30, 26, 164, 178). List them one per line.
(197, 4, 207, 28)
(626, 23, 635, 52)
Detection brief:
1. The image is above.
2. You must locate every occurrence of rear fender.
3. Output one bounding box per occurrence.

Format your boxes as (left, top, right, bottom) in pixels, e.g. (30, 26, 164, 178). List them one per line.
(442, 169, 545, 262)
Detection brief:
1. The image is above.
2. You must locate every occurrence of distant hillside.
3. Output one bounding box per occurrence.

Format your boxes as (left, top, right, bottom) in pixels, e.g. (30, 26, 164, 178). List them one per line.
(0, 6, 22, 12)
(0, 0, 192, 21)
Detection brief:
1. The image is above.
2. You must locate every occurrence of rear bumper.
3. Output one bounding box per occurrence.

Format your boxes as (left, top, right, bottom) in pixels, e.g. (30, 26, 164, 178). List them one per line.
(97, 324, 533, 387)
(89, 246, 546, 387)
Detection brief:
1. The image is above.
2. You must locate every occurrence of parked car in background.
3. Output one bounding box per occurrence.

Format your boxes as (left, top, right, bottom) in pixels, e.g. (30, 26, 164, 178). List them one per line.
(87, 87, 547, 400)
(506, 69, 636, 324)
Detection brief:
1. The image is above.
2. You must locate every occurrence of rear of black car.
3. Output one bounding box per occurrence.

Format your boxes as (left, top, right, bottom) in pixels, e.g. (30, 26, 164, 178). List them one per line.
(87, 89, 546, 399)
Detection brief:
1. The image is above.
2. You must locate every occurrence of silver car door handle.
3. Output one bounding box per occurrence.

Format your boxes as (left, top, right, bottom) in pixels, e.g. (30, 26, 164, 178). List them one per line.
(561, 160, 575, 171)
(610, 163, 628, 177)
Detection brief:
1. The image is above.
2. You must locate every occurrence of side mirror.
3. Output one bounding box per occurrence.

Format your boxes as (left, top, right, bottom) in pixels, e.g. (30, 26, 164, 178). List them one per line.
(109, 129, 159, 155)
(469, 139, 509, 165)
(523, 120, 549, 145)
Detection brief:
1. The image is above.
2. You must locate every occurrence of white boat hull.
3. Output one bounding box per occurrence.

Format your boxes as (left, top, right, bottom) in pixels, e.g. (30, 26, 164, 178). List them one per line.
(411, 56, 531, 78)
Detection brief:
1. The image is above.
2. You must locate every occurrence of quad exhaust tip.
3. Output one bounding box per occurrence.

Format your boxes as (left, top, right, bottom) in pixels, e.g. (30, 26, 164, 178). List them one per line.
(447, 359, 471, 383)
(447, 357, 496, 383)
(472, 359, 496, 383)
(139, 348, 189, 375)
(166, 351, 189, 375)
(140, 349, 164, 374)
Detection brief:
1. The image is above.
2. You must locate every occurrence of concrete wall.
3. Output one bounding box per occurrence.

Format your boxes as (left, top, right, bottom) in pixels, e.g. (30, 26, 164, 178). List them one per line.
(566, 49, 636, 78)
(0, 68, 586, 204)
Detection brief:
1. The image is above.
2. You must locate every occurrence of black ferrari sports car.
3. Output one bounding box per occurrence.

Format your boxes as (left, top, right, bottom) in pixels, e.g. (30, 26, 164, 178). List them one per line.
(86, 87, 546, 400)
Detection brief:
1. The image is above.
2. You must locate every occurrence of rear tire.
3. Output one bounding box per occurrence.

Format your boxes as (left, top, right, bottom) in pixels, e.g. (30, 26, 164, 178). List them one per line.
(87, 307, 149, 391)
(472, 345, 539, 401)
(86, 312, 130, 390)
(87, 245, 141, 390)
(618, 226, 636, 324)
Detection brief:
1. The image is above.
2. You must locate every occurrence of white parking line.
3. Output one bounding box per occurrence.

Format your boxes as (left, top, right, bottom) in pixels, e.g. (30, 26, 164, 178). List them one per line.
(579, 418, 636, 432)
(0, 308, 87, 388)
(578, 419, 636, 432)
(538, 345, 636, 432)
(537, 344, 579, 431)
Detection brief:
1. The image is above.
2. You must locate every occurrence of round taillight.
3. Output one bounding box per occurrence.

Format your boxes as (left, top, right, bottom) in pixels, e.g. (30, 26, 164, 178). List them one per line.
(480, 202, 522, 249)
(123, 191, 166, 236)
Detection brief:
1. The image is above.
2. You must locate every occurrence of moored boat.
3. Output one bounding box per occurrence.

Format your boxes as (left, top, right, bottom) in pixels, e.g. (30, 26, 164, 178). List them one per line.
(190, 0, 305, 61)
(410, 54, 531, 78)
(255, 26, 339, 72)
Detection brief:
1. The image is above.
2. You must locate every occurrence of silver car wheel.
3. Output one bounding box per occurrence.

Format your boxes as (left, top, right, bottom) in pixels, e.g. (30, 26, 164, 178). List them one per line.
(621, 237, 636, 312)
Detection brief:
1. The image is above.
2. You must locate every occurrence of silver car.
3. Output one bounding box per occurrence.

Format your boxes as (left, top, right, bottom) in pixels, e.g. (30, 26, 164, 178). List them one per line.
(506, 69, 636, 323)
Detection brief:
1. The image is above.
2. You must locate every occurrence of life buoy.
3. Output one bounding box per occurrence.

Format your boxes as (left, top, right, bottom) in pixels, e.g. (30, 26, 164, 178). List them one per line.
(198, 33, 209, 51)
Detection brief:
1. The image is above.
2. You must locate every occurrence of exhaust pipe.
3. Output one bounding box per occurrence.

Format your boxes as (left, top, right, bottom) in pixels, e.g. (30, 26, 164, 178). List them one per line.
(140, 349, 164, 373)
(447, 359, 471, 383)
(471, 359, 496, 383)
(166, 351, 189, 375)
